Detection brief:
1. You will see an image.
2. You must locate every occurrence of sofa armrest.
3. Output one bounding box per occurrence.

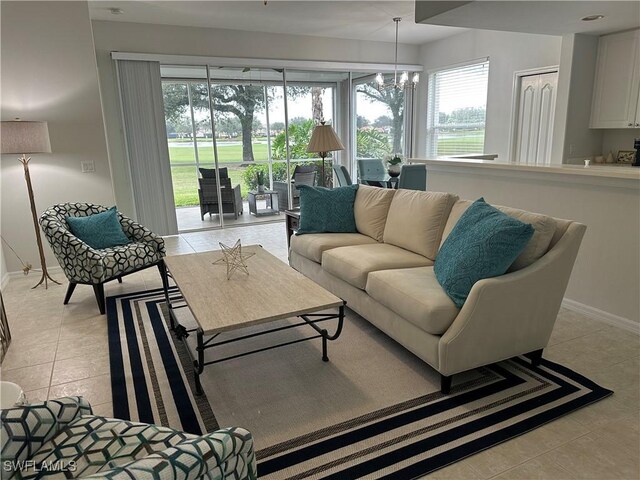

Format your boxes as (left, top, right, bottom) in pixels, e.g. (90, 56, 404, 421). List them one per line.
(118, 214, 165, 256)
(438, 222, 586, 376)
(0, 397, 92, 479)
(85, 427, 256, 480)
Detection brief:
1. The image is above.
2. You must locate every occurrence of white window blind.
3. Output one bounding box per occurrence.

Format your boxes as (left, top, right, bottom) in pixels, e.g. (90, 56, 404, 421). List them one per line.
(426, 60, 489, 157)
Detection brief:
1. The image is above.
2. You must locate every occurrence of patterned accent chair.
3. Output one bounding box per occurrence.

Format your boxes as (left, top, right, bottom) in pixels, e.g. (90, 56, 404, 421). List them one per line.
(40, 203, 166, 315)
(0, 397, 257, 480)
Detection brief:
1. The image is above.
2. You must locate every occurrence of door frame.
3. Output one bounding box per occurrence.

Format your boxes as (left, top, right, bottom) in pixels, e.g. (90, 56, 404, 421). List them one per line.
(508, 65, 559, 164)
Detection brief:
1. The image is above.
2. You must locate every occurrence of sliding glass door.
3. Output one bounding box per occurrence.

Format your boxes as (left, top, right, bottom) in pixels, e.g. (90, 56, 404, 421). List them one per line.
(159, 63, 415, 232)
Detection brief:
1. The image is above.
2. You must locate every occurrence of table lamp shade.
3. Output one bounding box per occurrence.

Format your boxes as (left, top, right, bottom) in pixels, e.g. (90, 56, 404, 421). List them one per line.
(1, 121, 51, 154)
(307, 124, 344, 154)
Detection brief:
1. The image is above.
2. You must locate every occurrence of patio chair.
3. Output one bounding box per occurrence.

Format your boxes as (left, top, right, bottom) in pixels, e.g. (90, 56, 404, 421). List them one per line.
(273, 164, 317, 210)
(398, 164, 427, 190)
(198, 177, 243, 220)
(0, 396, 256, 480)
(333, 164, 353, 186)
(39, 203, 166, 315)
(357, 158, 386, 187)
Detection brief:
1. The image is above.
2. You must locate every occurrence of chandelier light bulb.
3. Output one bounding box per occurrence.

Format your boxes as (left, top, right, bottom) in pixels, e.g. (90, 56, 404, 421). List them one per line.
(412, 72, 420, 84)
(376, 73, 384, 85)
(400, 71, 408, 85)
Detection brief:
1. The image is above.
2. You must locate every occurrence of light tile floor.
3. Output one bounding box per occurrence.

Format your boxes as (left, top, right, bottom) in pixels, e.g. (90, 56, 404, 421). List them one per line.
(1, 223, 638, 479)
(176, 203, 284, 232)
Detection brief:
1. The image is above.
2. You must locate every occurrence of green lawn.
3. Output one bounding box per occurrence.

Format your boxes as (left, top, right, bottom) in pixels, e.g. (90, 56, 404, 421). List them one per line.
(168, 142, 269, 164)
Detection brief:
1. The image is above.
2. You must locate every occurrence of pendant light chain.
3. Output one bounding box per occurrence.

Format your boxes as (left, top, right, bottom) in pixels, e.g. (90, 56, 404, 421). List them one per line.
(376, 17, 419, 90)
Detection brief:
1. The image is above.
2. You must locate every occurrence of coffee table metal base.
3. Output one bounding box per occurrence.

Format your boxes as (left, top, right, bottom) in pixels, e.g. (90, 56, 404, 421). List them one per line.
(161, 270, 345, 395)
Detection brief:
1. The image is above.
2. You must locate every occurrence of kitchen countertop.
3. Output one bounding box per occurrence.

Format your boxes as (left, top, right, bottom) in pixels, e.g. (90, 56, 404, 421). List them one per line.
(408, 158, 640, 180)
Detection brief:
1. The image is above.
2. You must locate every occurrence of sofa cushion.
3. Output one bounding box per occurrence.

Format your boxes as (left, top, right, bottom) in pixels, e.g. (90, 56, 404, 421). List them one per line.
(322, 243, 432, 290)
(383, 190, 458, 260)
(354, 185, 396, 241)
(441, 200, 557, 271)
(297, 185, 358, 234)
(435, 198, 534, 308)
(366, 267, 460, 335)
(290, 233, 377, 263)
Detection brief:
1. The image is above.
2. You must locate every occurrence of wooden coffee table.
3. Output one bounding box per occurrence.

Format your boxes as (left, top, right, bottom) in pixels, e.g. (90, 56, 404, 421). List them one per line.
(160, 245, 345, 394)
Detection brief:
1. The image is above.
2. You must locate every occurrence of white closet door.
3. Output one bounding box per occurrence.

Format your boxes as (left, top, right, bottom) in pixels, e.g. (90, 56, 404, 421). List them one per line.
(535, 72, 558, 165)
(514, 71, 558, 165)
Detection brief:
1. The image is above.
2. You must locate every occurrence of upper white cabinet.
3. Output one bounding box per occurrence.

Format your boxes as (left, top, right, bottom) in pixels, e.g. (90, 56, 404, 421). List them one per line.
(590, 29, 640, 129)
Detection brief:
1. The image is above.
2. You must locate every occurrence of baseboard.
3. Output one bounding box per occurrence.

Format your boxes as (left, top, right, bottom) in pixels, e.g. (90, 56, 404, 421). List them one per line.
(562, 298, 640, 335)
(1, 266, 64, 290)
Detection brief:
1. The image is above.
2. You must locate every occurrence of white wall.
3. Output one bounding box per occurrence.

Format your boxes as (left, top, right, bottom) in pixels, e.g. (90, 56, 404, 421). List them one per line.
(415, 29, 562, 161)
(91, 20, 420, 216)
(602, 129, 640, 159)
(552, 34, 603, 164)
(1, 1, 114, 274)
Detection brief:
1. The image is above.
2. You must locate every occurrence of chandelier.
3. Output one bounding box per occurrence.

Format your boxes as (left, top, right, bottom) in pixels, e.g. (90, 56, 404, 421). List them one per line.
(376, 17, 419, 90)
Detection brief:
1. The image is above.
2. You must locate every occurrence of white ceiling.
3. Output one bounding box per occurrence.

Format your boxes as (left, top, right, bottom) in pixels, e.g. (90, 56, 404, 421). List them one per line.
(415, 1, 640, 36)
(88, 1, 467, 45)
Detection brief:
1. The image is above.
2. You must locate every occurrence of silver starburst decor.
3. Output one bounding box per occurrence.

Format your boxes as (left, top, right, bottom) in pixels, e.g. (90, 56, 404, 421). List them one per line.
(212, 240, 255, 279)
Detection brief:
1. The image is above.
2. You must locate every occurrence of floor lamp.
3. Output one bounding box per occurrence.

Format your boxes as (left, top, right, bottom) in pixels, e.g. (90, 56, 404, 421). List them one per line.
(1, 120, 61, 289)
(307, 121, 345, 187)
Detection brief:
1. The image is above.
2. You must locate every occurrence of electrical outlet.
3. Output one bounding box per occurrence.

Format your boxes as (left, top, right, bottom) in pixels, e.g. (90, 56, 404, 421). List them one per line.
(81, 160, 95, 173)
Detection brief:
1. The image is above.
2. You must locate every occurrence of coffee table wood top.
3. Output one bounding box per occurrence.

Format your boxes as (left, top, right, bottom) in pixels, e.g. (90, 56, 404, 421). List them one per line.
(163, 245, 343, 335)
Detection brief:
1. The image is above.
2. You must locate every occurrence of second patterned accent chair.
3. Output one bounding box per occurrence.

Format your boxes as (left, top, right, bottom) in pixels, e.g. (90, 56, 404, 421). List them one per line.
(0, 397, 257, 480)
(39, 203, 166, 315)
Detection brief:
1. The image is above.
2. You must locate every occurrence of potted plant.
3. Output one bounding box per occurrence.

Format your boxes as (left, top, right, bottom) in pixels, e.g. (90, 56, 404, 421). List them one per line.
(256, 170, 266, 193)
(386, 153, 403, 177)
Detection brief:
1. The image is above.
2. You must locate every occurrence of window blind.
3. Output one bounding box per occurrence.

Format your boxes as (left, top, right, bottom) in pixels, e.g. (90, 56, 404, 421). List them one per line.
(426, 61, 489, 157)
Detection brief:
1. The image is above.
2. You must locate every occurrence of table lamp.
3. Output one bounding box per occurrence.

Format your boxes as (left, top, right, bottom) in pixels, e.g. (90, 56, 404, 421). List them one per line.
(1, 120, 60, 289)
(307, 121, 344, 187)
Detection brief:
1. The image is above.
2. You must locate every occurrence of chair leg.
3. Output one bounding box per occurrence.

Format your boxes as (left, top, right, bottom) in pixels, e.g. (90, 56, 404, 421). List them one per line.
(93, 283, 106, 315)
(63, 283, 77, 305)
(117, 277, 123, 284)
(528, 348, 544, 367)
(440, 374, 452, 395)
(157, 261, 169, 292)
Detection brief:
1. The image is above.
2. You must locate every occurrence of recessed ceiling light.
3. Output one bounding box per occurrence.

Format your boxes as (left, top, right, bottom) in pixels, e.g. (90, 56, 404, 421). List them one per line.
(110, 7, 124, 15)
(581, 14, 605, 21)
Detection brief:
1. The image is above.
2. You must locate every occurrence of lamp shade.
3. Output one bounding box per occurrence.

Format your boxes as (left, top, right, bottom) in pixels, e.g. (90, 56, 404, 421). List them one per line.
(1, 121, 51, 154)
(307, 123, 344, 154)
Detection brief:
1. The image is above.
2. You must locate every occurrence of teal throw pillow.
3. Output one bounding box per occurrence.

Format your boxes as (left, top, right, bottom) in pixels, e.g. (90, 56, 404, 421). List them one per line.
(296, 185, 358, 235)
(434, 198, 534, 308)
(66, 207, 131, 250)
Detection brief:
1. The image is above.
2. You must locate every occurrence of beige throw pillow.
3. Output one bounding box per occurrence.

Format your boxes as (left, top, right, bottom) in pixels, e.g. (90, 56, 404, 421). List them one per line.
(354, 185, 396, 241)
(383, 190, 458, 260)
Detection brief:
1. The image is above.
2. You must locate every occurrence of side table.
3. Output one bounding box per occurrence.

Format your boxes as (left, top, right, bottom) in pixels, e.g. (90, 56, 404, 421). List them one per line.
(248, 190, 279, 216)
(285, 209, 300, 250)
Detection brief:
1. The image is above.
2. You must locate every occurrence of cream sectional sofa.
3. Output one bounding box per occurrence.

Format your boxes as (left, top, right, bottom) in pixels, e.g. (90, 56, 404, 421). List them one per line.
(289, 186, 586, 393)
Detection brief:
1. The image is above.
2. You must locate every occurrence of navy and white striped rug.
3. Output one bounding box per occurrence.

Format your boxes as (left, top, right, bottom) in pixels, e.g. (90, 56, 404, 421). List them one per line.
(107, 287, 612, 479)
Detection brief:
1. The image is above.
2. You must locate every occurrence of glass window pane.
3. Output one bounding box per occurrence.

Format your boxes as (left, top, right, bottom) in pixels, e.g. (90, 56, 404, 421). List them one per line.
(170, 165, 199, 207)
(426, 61, 489, 156)
(162, 83, 197, 165)
(355, 77, 406, 159)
